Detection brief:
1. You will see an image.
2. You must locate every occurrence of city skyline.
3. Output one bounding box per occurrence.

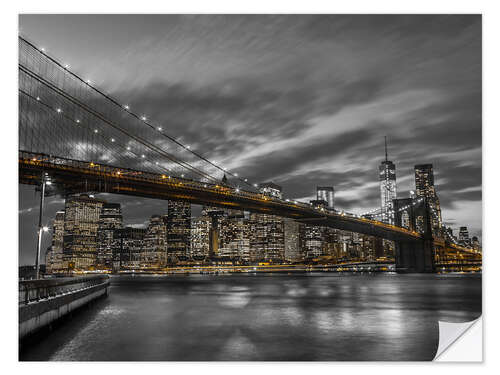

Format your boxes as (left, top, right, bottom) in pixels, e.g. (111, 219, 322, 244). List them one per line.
(18, 14, 481, 265)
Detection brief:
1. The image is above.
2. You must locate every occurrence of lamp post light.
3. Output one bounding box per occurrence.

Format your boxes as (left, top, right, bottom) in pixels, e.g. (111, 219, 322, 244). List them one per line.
(34, 173, 50, 279)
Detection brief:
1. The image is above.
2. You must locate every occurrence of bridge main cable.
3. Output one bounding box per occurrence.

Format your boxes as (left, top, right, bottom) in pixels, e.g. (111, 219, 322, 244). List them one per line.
(19, 63, 221, 184)
(19, 36, 256, 190)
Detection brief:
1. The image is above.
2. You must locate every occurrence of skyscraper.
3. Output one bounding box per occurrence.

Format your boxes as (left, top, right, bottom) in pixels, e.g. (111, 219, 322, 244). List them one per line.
(249, 183, 285, 262)
(143, 215, 167, 267)
(303, 225, 324, 260)
(97, 203, 123, 269)
(219, 215, 251, 262)
(379, 137, 396, 224)
(414, 164, 443, 233)
(112, 227, 147, 271)
(317, 186, 334, 209)
(62, 194, 105, 271)
(191, 216, 211, 261)
(459, 226, 471, 247)
(284, 218, 302, 262)
(167, 200, 191, 263)
(259, 182, 283, 199)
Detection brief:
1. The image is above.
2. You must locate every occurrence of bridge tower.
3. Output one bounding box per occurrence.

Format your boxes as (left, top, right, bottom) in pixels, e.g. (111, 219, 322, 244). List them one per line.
(393, 197, 435, 273)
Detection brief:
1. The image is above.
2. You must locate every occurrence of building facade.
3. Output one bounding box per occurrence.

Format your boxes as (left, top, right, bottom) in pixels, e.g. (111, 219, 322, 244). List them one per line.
(112, 227, 147, 271)
(167, 200, 191, 263)
(414, 164, 443, 235)
(46, 210, 65, 273)
(143, 215, 167, 267)
(62, 194, 105, 271)
(97, 203, 122, 269)
(317, 186, 335, 210)
(379, 139, 397, 224)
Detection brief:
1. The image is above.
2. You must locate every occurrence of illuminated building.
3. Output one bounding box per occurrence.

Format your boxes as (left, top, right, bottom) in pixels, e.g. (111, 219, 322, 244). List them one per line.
(258, 182, 283, 199)
(112, 227, 147, 271)
(144, 215, 167, 267)
(249, 212, 284, 262)
(97, 203, 122, 269)
(379, 137, 397, 224)
(414, 164, 442, 233)
(167, 200, 191, 263)
(62, 194, 105, 271)
(303, 225, 323, 260)
(459, 226, 471, 247)
(246, 183, 285, 262)
(317, 186, 334, 209)
(219, 215, 251, 262)
(46, 210, 65, 273)
(284, 218, 302, 262)
(191, 216, 211, 260)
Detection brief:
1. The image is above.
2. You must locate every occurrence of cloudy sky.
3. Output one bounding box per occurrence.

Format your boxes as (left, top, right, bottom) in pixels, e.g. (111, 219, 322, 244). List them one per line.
(18, 15, 481, 265)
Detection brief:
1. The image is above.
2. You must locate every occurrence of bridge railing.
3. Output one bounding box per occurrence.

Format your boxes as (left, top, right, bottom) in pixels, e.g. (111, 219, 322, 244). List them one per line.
(19, 274, 109, 305)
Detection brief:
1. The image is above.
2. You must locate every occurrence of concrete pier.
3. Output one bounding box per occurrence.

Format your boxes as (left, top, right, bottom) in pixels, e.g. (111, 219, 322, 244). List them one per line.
(19, 275, 109, 339)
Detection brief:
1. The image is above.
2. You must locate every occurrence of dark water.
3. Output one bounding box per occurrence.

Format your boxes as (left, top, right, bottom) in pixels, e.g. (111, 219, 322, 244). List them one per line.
(20, 273, 482, 361)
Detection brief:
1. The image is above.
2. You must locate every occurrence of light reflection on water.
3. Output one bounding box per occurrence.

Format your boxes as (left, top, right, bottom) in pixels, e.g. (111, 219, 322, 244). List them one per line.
(20, 273, 481, 361)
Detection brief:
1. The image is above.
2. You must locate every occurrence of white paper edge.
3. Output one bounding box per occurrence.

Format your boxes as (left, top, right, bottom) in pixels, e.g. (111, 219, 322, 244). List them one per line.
(434, 316, 482, 362)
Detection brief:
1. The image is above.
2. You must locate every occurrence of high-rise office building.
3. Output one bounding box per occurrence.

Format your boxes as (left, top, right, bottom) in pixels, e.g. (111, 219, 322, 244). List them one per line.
(143, 215, 167, 267)
(259, 182, 283, 199)
(219, 215, 251, 261)
(303, 225, 324, 260)
(46, 210, 65, 273)
(191, 216, 211, 260)
(284, 218, 302, 262)
(112, 227, 147, 271)
(379, 137, 396, 224)
(317, 186, 334, 209)
(62, 194, 105, 271)
(248, 183, 285, 262)
(167, 200, 191, 262)
(250, 212, 285, 262)
(97, 203, 122, 269)
(414, 164, 443, 233)
(459, 226, 471, 247)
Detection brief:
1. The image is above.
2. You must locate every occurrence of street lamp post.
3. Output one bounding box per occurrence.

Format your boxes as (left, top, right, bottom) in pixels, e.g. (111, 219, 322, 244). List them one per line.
(34, 173, 48, 279)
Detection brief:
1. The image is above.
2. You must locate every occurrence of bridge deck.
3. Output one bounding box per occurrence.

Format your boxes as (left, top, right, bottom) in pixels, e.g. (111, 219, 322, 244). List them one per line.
(20, 151, 423, 242)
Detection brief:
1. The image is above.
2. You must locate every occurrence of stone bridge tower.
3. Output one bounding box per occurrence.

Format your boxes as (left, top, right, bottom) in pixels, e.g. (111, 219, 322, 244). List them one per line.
(393, 197, 435, 273)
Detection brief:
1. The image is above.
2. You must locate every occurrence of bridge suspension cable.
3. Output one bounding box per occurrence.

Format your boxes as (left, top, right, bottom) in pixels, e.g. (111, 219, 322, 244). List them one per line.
(19, 64, 221, 184)
(18, 35, 258, 190)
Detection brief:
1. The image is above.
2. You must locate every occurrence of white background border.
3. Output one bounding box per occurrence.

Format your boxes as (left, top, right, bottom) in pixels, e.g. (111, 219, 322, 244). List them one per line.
(1, 0, 497, 372)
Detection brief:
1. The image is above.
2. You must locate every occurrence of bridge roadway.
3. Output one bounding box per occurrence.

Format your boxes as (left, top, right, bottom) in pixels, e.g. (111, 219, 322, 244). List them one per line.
(20, 150, 422, 243)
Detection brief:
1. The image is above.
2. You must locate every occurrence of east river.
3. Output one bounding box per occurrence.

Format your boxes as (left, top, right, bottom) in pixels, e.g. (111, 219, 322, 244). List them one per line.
(20, 273, 482, 361)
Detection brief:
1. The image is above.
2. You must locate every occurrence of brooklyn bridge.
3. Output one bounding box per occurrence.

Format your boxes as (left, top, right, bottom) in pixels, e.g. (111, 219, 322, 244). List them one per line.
(18, 36, 481, 274)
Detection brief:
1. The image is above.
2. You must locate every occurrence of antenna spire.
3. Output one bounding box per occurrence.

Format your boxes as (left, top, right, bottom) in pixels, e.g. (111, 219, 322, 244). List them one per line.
(384, 136, 388, 161)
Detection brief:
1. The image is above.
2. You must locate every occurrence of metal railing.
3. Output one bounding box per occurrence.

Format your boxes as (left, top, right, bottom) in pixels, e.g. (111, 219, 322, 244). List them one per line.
(19, 275, 109, 305)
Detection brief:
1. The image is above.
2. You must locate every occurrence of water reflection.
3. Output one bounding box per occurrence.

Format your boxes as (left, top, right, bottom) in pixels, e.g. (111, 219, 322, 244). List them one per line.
(20, 273, 481, 361)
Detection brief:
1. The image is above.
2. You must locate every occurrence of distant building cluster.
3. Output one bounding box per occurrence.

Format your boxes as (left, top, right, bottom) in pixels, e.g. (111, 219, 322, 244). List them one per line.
(45, 187, 392, 273)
